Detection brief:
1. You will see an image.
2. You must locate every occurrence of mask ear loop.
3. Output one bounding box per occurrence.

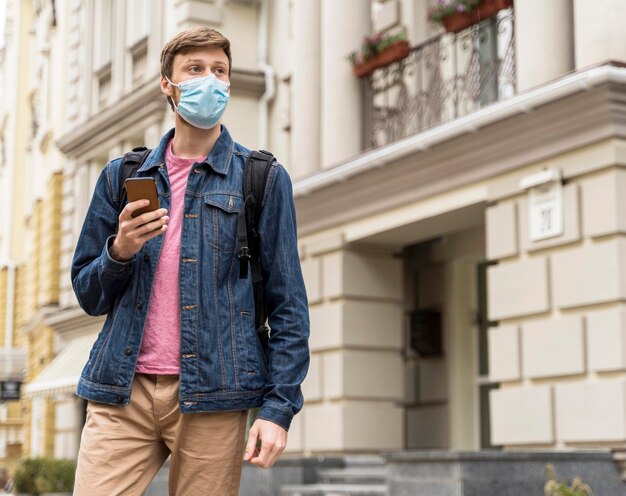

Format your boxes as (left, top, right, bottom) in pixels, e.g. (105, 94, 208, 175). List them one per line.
(165, 76, 179, 111)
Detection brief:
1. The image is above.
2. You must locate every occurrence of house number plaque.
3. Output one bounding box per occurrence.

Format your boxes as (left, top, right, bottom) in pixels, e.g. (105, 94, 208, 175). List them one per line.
(519, 168, 564, 242)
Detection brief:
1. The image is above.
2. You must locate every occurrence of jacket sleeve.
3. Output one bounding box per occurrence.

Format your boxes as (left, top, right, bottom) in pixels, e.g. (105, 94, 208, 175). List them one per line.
(256, 163, 310, 431)
(71, 160, 135, 316)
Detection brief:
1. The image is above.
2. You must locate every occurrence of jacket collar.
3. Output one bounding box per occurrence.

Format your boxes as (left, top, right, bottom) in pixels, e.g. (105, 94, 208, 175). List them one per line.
(139, 125, 235, 176)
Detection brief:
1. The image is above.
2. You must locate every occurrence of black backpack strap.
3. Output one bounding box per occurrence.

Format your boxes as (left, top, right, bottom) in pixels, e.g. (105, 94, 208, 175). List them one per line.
(237, 150, 274, 350)
(117, 146, 152, 213)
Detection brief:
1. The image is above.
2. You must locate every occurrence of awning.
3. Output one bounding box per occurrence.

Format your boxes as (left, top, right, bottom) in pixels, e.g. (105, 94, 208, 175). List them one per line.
(23, 333, 97, 398)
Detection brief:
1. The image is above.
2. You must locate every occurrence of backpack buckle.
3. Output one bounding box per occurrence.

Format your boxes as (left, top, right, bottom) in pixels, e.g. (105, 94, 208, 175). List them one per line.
(238, 247, 251, 279)
(238, 246, 251, 261)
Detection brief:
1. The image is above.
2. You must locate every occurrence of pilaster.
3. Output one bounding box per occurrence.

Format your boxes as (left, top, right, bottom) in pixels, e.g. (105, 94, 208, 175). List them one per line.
(289, 233, 405, 453)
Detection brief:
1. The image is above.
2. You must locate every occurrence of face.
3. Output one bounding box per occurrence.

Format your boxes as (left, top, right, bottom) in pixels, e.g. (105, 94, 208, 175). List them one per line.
(160, 47, 230, 104)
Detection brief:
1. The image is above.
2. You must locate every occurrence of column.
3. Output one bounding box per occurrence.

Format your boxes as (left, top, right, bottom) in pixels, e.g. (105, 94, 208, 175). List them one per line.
(291, 0, 321, 178)
(573, 0, 626, 69)
(291, 233, 405, 453)
(320, 0, 370, 168)
(514, 0, 574, 92)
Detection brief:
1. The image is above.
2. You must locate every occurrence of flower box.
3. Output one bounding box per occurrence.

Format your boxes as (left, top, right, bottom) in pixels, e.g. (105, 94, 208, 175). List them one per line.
(441, 0, 513, 33)
(352, 40, 410, 78)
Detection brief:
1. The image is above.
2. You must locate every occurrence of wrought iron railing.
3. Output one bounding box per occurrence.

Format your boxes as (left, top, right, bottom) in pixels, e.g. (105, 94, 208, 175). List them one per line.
(364, 8, 516, 149)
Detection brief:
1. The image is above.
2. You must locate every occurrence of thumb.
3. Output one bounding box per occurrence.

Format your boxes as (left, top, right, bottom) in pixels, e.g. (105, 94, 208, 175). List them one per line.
(244, 426, 259, 461)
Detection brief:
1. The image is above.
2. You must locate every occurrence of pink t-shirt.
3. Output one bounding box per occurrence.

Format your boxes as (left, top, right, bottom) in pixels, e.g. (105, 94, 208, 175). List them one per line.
(135, 140, 205, 375)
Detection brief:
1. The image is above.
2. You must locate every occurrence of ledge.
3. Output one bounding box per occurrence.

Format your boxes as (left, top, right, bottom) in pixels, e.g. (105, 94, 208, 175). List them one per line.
(385, 449, 616, 463)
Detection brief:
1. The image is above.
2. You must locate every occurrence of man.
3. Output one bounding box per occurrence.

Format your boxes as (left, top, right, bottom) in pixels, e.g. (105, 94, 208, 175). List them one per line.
(71, 26, 309, 495)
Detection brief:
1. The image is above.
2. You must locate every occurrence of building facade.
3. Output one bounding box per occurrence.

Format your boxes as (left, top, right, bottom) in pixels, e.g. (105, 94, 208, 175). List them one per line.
(2, 0, 626, 490)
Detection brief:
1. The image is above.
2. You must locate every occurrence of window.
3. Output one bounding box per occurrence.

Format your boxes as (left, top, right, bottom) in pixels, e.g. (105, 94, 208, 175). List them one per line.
(93, 0, 114, 71)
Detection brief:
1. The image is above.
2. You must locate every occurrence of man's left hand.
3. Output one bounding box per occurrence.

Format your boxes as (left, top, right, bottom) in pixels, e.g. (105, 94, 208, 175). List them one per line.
(243, 418, 288, 468)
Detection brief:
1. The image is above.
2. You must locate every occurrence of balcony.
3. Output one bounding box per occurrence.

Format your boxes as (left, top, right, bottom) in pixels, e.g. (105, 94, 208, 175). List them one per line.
(364, 8, 516, 149)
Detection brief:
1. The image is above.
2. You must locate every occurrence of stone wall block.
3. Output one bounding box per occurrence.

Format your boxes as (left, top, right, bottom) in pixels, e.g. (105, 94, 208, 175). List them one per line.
(581, 169, 626, 238)
(488, 257, 550, 320)
(522, 316, 585, 379)
(304, 402, 403, 451)
(486, 202, 518, 260)
(490, 386, 554, 445)
(556, 380, 626, 442)
(587, 307, 626, 372)
(552, 239, 626, 309)
(488, 325, 521, 382)
(323, 350, 404, 401)
(323, 251, 403, 301)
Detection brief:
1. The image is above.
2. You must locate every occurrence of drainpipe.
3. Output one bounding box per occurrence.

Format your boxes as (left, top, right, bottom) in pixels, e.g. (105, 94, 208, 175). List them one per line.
(257, 0, 275, 150)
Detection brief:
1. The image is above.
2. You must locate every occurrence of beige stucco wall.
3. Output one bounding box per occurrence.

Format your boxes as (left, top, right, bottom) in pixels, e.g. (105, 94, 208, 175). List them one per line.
(486, 139, 626, 449)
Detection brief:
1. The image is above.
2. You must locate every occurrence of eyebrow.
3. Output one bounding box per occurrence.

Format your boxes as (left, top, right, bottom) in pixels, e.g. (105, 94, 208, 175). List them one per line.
(182, 59, 227, 66)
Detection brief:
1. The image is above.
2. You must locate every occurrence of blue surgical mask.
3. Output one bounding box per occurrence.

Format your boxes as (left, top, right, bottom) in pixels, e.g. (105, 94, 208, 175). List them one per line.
(166, 73, 230, 129)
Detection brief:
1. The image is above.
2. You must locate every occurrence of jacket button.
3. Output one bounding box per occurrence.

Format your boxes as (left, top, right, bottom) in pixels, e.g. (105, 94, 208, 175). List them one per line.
(116, 395, 124, 403)
(136, 300, 143, 309)
(144, 254, 150, 261)
(124, 346, 132, 356)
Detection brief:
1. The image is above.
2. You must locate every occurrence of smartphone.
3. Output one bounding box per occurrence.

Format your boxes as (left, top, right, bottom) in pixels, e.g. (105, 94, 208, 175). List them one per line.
(124, 178, 160, 218)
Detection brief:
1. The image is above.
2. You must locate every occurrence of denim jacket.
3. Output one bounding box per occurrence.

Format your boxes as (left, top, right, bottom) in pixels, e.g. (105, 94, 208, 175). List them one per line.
(71, 126, 310, 431)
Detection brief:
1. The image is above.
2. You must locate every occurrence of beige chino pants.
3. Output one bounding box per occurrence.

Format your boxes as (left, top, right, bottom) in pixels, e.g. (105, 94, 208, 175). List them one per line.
(73, 374, 248, 496)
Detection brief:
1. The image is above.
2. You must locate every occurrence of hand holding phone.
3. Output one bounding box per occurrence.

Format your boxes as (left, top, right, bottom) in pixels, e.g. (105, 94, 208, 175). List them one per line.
(110, 178, 169, 262)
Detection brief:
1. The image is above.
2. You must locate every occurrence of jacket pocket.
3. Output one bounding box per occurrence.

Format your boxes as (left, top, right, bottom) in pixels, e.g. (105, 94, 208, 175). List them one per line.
(203, 193, 244, 253)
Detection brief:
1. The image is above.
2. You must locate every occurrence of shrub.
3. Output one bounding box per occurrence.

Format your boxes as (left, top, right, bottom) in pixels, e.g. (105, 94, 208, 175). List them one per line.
(13, 457, 75, 495)
(544, 464, 593, 496)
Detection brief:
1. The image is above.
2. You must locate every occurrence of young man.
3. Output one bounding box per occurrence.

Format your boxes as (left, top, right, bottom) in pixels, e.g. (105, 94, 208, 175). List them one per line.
(71, 27, 310, 495)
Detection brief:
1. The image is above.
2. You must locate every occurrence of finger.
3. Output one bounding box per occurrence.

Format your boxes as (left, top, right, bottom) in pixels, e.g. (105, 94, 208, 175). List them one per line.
(138, 224, 167, 242)
(134, 207, 168, 226)
(251, 437, 273, 468)
(267, 438, 286, 467)
(136, 216, 169, 236)
(122, 199, 151, 219)
(120, 209, 167, 237)
(244, 428, 259, 461)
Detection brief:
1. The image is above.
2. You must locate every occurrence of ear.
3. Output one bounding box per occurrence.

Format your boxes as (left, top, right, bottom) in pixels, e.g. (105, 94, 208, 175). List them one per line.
(160, 76, 174, 97)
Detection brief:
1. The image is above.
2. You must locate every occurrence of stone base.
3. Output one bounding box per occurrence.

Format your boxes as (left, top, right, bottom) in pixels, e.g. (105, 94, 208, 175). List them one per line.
(388, 451, 625, 496)
(146, 451, 625, 496)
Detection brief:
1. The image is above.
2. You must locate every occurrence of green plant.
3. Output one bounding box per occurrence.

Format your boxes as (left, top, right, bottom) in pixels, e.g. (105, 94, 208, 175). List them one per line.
(544, 464, 594, 496)
(13, 457, 75, 495)
(427, 0, 482, 24)
(346, 31, 407, 66)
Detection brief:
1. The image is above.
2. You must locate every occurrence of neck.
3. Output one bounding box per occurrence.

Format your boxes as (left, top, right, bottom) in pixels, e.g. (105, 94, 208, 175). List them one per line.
(171, 115, 221, 159)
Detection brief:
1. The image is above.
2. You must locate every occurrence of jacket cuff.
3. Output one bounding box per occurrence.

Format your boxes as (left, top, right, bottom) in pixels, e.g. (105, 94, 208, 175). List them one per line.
(101, 235, 135, 275)
(256, 403, 294, 431)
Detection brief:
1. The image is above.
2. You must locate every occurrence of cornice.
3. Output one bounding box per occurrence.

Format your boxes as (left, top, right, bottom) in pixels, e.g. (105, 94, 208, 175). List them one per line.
(56, 78, 164, 158)
(44, 306, 105, 341)
(294, 63, 626, 237)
